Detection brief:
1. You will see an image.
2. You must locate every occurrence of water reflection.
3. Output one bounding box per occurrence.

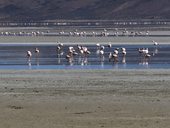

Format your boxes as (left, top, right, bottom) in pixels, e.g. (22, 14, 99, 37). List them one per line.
(0, 44, 169, 69)
(152, 48, 158, 56)
(35, 48, 40, 58)
(122, 56, 126, 64)
(27, 60, 32, 69)
(121, 56, 126, 68)
(57, 53, 63, 64)
(79, 57, 88, 66)
(24, 44, 162, 70)
(139, 54, 150, 69)
(35, 57, 39, 66)
(113, 63, 119, 69)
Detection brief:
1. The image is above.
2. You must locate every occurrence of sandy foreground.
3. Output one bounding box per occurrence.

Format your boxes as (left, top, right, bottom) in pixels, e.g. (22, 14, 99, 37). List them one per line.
(0, 69, 169, 128)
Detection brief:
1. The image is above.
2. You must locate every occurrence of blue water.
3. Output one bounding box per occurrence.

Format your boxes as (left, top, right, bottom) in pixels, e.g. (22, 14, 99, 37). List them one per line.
(0, 44, 169, 69)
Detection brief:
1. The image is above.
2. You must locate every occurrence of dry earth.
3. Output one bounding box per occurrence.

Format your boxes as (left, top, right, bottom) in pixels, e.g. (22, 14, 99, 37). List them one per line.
(0, 69, 170, 128)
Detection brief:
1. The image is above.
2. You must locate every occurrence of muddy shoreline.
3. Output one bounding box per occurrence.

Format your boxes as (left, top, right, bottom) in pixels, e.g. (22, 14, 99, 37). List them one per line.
(0, 69, 170, 128)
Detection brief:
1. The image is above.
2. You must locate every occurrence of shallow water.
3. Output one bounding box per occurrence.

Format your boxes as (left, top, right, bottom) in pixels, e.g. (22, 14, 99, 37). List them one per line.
(0, 44, 169, 70)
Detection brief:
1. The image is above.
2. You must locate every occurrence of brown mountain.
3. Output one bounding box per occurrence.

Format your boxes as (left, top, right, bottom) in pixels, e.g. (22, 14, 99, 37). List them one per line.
(0, 0, 170, 21)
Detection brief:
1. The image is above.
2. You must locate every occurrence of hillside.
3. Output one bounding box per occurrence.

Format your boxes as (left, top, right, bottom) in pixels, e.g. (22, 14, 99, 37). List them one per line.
(0, 0, 169, 21)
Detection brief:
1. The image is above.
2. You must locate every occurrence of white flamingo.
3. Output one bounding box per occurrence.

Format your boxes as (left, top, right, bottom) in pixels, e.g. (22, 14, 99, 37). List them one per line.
(138, 48, 151, 60)
(27, 50, 32, 61)
(99, 50, 104, 57)
(114, 49, 119, 55)
(66, 49, 73, 63)
(96, 43, 100, 49)
(57, 43, 64, 56)
(138, 48, 148, 54)
(121, 47, 126, 56)
(152, 40, 158, 46)
(65, 46, 78, 63)
(35, 48, 40, 57)
(110, 53, 118, 62)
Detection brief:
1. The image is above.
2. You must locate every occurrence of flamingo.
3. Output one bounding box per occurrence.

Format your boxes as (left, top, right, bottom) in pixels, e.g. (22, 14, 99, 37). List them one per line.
(138, 48, 143, 54)
(152, 40, 158, 46)
(108, 43, 112, 48)
(57, 43, 64, 54)
(95, 44, 105, 60)
(65, 46, 78, 63)
(82, 46, 90, 57)
(66, 49, 73, 62)
(138, 47, 151, 66)
(108, 47, 119, 62)
(35, 48, 40, 57)
(100, 45, 105, 50)
(96, 43, 100, 49)
(109, 53, 118, 62)
(138, 48, 148, 54)
(27, 51, 32, 61)
(145, 53, 151, 58)
(121, 47, 126, 56)
(99, 50, 104, 57)
(114, 49, 119, 55)
(143, 48, 149, 54)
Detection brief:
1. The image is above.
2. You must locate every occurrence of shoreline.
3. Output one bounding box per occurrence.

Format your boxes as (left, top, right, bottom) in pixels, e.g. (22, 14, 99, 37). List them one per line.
(0, 36, 170, 45)
(0, 69, 170, 128)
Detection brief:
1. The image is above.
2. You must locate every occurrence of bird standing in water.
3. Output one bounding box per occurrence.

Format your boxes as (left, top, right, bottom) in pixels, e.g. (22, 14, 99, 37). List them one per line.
(35, 48, 40, 57)
(27, 50, 32, 61)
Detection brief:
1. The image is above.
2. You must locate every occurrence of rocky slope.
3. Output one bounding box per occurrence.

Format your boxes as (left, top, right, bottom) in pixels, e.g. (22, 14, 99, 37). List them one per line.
(0, 0, 169, 21)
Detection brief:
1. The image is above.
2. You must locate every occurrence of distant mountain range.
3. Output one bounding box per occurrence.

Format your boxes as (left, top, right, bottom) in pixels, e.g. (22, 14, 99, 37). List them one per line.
(0, 0, 170, 21)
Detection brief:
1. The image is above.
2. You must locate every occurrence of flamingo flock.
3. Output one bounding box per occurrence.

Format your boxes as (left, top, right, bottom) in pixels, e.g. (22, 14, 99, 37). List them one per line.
(0, 28, 151, 37)
(26, 41, 159, 66)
